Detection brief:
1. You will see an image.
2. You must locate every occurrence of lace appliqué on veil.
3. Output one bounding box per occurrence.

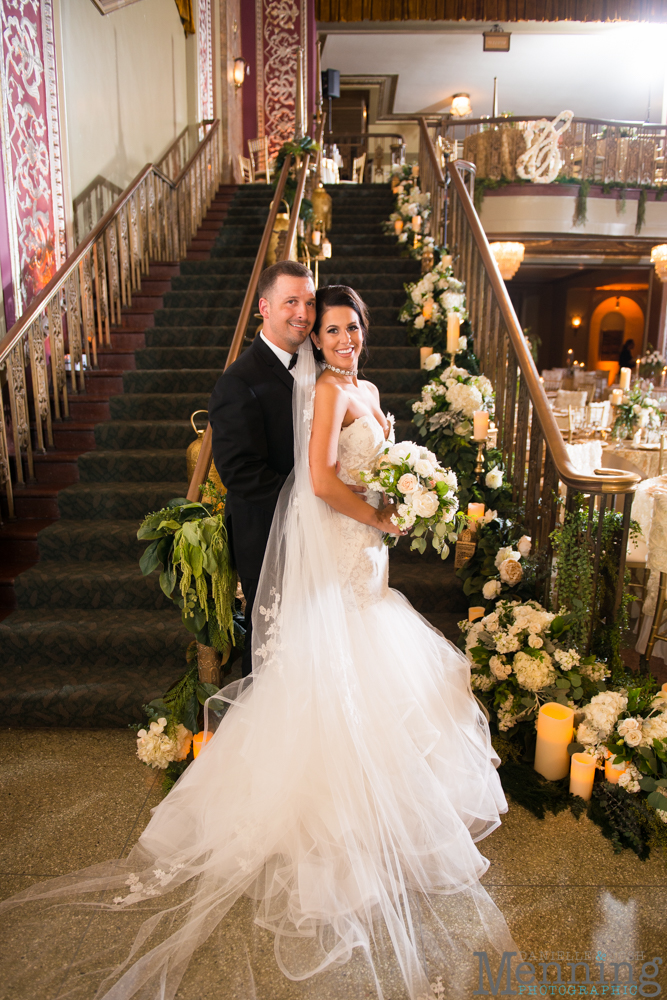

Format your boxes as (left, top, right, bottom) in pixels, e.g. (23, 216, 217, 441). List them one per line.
(254, 587, 284, 676)
(112, 863, 185, 905)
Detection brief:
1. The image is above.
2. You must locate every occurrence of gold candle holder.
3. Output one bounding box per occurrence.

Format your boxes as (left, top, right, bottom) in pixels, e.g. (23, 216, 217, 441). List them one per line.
(475, 441, 485, 483)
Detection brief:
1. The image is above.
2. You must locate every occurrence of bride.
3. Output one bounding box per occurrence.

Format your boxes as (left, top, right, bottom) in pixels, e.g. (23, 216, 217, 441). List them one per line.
(0, 284, 514, 1000)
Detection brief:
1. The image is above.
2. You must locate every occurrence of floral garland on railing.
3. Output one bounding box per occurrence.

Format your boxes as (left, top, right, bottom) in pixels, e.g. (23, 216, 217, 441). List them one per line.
(384, 163, 434, 260)
(399, 257, 467, 354)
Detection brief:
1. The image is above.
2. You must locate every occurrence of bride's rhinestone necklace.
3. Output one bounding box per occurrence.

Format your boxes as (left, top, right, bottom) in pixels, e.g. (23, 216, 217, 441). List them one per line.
(324, 362, 358, 377)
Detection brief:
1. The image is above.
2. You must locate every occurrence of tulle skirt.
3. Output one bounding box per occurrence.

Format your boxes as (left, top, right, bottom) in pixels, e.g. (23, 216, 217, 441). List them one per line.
(0, 588, 513, 1000)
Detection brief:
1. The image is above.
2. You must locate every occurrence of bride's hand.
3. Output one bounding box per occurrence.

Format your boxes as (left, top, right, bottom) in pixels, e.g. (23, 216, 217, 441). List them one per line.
(375, 503, 406, 537)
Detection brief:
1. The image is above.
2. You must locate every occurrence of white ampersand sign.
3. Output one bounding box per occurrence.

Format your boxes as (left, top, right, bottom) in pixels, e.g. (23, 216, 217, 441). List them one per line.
(516, 110, 574, 184)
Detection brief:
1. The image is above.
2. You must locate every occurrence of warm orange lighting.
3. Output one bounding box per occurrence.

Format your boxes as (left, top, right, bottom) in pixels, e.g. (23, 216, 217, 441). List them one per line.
(192, 731, 213, 758)
(233, 57, 247, 89)
(450, 93, 473, 118)
(571, 315, 582, 328)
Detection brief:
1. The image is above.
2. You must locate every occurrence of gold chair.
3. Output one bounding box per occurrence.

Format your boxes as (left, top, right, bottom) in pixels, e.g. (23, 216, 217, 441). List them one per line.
(238, 155, 253, 184)
(352, 153, 366, 184)
(247, 137, 272, 184)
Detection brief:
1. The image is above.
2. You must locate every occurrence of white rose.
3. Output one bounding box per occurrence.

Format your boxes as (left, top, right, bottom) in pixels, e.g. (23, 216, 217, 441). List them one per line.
(624, 729, 643, 747)
(414, 459, 435, 478)
(483, 509, 498, 523)
(528, 634, 543, 648)
(413, 314, 425, 329)
(489, 655, 511, 680)
(397, 473, 419, 495)
(483, 580, 502, 600)
(517, 535, 532, 558)
(485, 467, 503, 490)
(458, 336, 467, 351)
(424, 352, 441, 371)
(499, 559, 523, 586)
(411, 490, 440, 518)
(617, 717, 642, 738)
(495, 547, 520, 570)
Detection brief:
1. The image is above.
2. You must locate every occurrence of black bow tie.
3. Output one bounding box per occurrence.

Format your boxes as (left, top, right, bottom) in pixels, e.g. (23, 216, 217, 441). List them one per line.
(288, 353, 298, 370)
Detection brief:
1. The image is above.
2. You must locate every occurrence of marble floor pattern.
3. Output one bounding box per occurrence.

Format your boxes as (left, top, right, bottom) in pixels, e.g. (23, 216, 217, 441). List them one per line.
(1, 727, 666, 999)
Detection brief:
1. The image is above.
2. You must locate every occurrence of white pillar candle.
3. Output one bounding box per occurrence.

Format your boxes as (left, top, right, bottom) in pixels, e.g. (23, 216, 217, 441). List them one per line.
(394, 219, 403, 234)
(467, 502, 485, 520)
(411, 215, 422, 232)
(534, 702, 574, 781)
(604, 753, 627, 784)
(570, 752, 597, 801)
(610, 388, 623, 405)
(468, 606, 485, 623)
(446, 312, 460, 354)
(420, 347, 434, 369)
(619, 367, 631, 389)
(311, 229, 321, 246)
(472, 410, 489, 441)
(662, 367, 667, 388)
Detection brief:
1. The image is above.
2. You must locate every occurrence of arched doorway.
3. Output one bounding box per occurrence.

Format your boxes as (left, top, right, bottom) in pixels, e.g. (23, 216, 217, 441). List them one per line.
(587, 295, 644, 383)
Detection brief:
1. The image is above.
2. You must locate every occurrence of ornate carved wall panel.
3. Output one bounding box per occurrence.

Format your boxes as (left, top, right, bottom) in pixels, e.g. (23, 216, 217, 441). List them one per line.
(198, 0, 214, 120)
(256, 0, 308, 156)
(0, 0, 66, 317)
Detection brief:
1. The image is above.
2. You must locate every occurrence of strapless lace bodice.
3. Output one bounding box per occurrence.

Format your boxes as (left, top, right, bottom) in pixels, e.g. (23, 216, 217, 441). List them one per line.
(334, 414, 394, 611)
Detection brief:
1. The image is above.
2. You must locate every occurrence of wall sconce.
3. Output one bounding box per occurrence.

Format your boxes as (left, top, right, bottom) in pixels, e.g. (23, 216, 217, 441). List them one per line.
(651, 244, 667, 281)
(483, 25, 511, 52)
(233, 57, 247, 90)
(571, 315, 582, 329)
(489, 241, 524, 280)
(450, 93, 473, 118)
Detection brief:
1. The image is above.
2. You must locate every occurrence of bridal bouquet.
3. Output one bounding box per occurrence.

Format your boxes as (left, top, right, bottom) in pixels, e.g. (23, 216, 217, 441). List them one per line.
(399, 259, 467, 351)
(359, 440, 459, 557)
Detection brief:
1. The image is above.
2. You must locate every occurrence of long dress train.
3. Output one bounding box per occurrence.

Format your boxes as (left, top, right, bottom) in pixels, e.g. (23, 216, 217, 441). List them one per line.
(0, 339, 514, 1000)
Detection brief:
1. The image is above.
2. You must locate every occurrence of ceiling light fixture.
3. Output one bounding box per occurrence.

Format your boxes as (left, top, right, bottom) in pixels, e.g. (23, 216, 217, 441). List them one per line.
(489, 242, 524, 280)
(651, 244, 667, 281)
(450, 93, 472, 118)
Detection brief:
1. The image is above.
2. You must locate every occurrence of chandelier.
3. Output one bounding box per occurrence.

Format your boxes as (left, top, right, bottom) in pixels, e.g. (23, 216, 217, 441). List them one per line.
(651, 245, 667, 281)
(490, 242, 525, 280)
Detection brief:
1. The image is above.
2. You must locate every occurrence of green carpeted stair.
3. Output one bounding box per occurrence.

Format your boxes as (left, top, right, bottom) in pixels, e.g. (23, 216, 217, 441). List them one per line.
(0, 183, 466, 727)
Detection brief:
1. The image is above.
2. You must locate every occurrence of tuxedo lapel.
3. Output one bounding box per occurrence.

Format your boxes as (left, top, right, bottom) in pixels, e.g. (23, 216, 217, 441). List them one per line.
(252, 336, 294, 393)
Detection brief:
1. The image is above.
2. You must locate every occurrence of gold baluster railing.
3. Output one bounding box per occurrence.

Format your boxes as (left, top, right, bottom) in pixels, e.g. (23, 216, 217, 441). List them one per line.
(186, 151, 313, 502)
(0, 120, 221, 524)
(417, 114, 640, 626)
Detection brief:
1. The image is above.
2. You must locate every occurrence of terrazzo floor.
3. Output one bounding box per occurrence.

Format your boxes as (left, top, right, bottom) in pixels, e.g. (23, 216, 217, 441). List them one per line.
(1, 727, 666, 998)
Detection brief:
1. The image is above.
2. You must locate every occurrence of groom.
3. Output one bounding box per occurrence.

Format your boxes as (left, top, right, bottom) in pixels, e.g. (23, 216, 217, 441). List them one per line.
(209, 261, 317, 677)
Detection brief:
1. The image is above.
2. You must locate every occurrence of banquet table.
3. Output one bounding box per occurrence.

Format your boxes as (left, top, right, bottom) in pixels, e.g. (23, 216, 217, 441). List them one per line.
(602, 444, 663, 480)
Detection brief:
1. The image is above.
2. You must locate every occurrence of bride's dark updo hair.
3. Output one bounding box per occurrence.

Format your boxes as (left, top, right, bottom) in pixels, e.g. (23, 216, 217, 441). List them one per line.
(312, 284, 370, 364)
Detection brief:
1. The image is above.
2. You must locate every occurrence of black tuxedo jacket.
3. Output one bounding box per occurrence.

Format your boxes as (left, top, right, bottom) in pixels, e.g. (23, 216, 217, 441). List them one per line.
(208, 336, 294, 580)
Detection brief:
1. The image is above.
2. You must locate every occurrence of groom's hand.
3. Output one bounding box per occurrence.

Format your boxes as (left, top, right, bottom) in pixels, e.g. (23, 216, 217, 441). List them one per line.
(335, 461, 367, 500)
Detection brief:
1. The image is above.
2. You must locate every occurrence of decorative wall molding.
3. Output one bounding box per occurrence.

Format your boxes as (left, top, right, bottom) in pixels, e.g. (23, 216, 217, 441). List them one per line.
(0, 0, 66, 316)
(255, 0, 308, 155)
(87, 0, 144, 13)
(198, 0, 213, 120)
(340, 73, 397, 118)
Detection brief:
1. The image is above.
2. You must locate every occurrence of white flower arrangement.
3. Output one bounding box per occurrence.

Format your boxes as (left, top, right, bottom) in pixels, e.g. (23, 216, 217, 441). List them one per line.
(359, 441, 459, 557)
(399, 258, 468, 347)
(384, 169, 432, 259)
(639, 344, 667, 378)
(136, 717, 192, 770)
(459, 599, 605, 733)
(412, 366, 495, 442)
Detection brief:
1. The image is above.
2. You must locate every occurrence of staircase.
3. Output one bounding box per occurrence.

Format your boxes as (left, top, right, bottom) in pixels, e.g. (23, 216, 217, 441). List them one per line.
(0, 184, 272, 726)
(0, 182, 466, 728)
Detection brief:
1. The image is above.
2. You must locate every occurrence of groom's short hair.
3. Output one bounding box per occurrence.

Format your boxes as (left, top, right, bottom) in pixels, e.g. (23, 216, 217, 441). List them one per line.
(258, 261, 313, 301)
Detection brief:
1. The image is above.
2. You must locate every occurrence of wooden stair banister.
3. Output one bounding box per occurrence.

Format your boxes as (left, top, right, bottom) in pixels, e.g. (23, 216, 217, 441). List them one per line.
(186, 152, 312, 502)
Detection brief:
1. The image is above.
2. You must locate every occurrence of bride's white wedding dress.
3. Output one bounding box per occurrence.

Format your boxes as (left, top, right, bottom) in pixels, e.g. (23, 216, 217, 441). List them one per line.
(0, 341, 513, 1000)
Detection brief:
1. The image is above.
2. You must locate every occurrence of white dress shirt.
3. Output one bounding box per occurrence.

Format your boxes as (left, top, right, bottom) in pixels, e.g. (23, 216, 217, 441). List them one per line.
(260, 331, 295, 372)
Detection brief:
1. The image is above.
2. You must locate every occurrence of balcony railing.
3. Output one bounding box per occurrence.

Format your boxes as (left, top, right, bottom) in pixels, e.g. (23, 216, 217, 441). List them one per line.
(0, 120, 221, 521)
(437, 115, 667, 187)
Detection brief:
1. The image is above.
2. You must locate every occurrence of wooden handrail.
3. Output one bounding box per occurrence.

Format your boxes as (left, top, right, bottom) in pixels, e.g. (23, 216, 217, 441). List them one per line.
(440, 114, 667, 130)
(0, 120, 221, 367)
(419, 118, 445, 187)
(448, 159, 639, 496)
(186, 154, 296, 501)
(186, 152, 315, 504)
